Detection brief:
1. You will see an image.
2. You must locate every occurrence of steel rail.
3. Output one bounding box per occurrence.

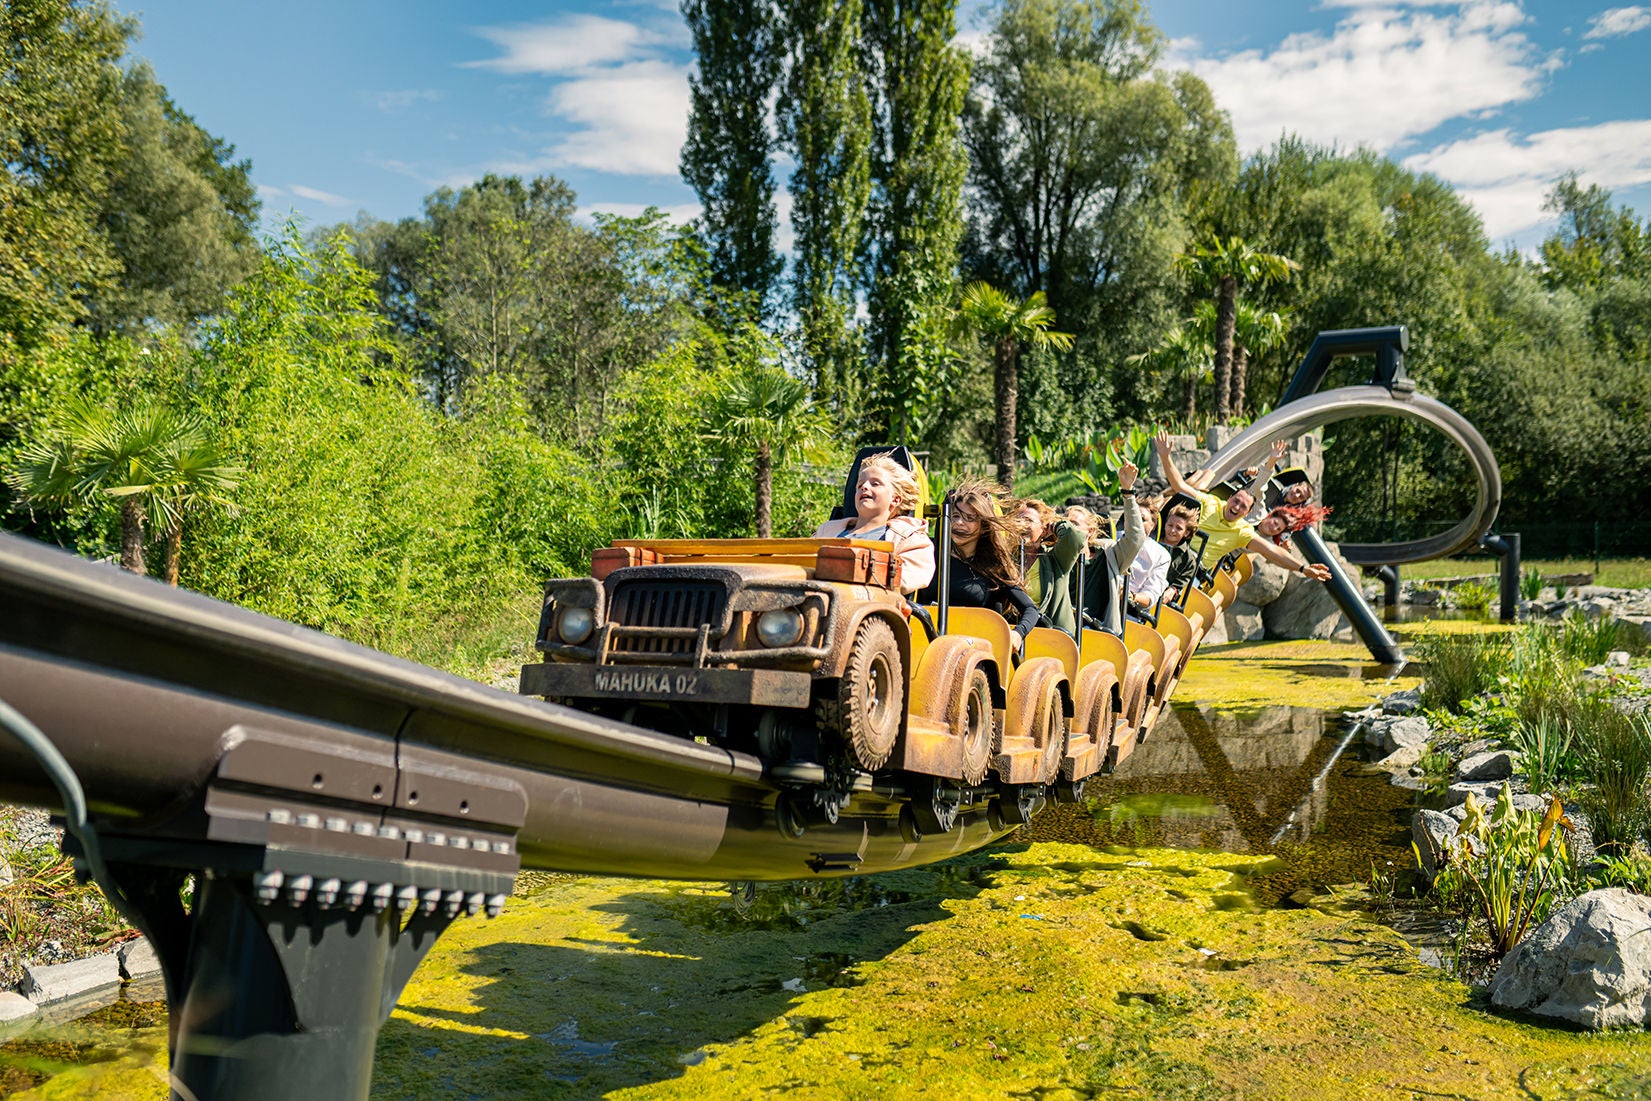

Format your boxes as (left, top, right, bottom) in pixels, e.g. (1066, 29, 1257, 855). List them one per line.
(0, 531, 1004, 883)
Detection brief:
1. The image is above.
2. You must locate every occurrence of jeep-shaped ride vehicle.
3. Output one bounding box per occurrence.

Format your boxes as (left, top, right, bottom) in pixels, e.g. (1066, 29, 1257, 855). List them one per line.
(519, 450, 1244, 840)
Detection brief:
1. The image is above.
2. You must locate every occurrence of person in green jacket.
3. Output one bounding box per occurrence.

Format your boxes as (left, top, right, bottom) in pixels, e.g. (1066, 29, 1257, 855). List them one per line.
(1013, 460, 1141, 635)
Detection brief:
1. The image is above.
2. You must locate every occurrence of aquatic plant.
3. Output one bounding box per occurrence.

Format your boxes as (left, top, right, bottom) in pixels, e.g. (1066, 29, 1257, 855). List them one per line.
(1575, 706, 1651, 855)
(1414, 631, 1511, 712)
(1520, 568, 1544, 602)
(1592, 853, 1651, 895)
(1508, 715, 1579, 798)
(1452, 580, 1495, 613)
(1431, 787, 1577, 956)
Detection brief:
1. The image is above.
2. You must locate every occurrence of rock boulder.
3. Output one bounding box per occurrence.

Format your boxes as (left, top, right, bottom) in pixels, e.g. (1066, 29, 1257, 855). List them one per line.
(1455, 750, 1519, 782)
(1223, 600, 1265, 642)
(1238, 559, 1291, 607)
(1412, 809, 1459, 884)
(1489, 889, 1651, 1029)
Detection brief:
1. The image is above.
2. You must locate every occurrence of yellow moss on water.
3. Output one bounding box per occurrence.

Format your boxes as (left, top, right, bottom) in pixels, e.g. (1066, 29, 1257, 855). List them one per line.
(1178, 638, 1421, 712)
(371, 845, 1651, 1101)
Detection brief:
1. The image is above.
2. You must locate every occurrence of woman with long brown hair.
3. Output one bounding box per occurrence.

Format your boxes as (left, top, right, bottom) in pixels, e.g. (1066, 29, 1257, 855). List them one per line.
(917, 477, 1040, 652)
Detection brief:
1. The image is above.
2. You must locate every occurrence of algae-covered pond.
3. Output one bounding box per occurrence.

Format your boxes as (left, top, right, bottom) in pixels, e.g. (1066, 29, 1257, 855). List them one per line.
(8, 637, 1651, 1099)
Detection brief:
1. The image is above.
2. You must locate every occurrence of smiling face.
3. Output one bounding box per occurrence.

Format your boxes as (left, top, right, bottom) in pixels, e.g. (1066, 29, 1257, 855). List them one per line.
(1162, 511, 1196, 547)
(1283, 482, 1312, 506)
(855, 468, 898, 523)
(1223, 490, 1254, 522)
(1257, 512, 1288, 538)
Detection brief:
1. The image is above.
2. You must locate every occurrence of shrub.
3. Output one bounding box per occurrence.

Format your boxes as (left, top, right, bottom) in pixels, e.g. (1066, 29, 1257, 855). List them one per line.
(1452, 580, 1494, 613)
(1414, 631, 1511, 712)
(1560, 609, 1646, 663)
(1508, 715, 1579, 799)
(1576, 706, 1651, 855)
(1520, 568, 1544, 602)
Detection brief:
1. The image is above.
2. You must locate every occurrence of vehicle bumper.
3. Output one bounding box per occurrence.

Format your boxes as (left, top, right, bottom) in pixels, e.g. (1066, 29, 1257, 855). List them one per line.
(520, 663, 811, 707)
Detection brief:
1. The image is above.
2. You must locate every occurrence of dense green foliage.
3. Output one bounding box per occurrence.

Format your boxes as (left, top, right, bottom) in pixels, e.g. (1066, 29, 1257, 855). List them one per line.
(3, 0, 1649, 668)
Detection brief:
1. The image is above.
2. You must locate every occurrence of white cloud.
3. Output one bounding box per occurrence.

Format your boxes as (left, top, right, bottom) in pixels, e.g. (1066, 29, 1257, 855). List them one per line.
(374, 89, 443, 112)
(466, 16, 691, 178)
(288, 184, 354, 206)
(1405, 119, 1651, 237)
(1584, 6, 1651, 38)
(464, 15, 665, 75)
(544, 59, 692, 176)
(577, 201, 701, 226)
(1180, 1, 1545, 153)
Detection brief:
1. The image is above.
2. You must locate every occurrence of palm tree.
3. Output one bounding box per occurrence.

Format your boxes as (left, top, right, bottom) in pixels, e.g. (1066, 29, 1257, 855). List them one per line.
(1128, 325, 1213, 423)
(953, 282, 1073, 491)
(1175, 237, 1298, 422)
(1230, 304, 1289, 418)
(8, 397, 239, 582)
(708, 355, 822, 538)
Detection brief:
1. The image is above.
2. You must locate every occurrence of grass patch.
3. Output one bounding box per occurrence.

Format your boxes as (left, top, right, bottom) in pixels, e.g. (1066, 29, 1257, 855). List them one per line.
(1576, 705, 1651, 855)
(1400, 557, 1651, 590)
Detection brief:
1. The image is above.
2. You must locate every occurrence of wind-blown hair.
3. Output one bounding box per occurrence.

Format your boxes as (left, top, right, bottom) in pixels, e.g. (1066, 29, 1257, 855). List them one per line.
(946, 477, 1023, 589)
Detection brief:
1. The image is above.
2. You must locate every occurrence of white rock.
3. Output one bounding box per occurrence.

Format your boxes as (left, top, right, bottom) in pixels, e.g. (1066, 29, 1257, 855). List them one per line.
(1455, 750, 1520, 782)
(1382, 716, 1431, 755)
(1607, 651, 1631, 668)
(1412, 809, 1459, 884)
(1489, 889, 1651, 1029)
(1237, 559, 1291, 607)
(1445, 781, 1504, 808)
(0, 991, 39, 1029)
(1374, 744, 1423, 772)
(1222, 600, 1265, 642)
(117, 937, 161, 980)
(20, 952, 121, 1006)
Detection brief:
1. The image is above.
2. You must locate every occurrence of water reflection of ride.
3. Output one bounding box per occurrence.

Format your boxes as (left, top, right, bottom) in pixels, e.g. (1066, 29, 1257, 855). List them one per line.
(519, 448, 1254, 862)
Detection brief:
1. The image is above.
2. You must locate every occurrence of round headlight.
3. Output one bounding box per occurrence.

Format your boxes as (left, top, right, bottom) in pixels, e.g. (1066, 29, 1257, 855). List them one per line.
(756, 608, 805, 648)
(557, 606, 594, 644)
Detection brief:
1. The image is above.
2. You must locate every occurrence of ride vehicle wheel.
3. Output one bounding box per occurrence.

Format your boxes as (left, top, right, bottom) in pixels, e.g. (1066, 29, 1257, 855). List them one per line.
(821, 617, 904, 772)
(1035, 681, 1067, 787)
(957, 667, 995, 787)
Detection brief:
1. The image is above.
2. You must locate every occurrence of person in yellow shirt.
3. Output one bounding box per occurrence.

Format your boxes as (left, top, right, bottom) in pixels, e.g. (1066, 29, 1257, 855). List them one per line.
(1152, 432, 1331, 582)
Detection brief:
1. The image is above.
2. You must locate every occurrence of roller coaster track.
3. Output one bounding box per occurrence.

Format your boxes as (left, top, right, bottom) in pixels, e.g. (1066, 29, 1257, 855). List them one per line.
(1201, 384, 1502, 566)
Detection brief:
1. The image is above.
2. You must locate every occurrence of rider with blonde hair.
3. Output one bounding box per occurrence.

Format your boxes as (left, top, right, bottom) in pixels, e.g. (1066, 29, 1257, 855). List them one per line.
(813, 452, 935, 594)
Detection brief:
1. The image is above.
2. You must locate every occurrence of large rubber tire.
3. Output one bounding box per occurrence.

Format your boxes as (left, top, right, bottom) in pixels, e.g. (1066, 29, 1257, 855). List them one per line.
(1036, 683, 1067, 787)
(957, 667, 994, 786)
(826, 617, 904, 772)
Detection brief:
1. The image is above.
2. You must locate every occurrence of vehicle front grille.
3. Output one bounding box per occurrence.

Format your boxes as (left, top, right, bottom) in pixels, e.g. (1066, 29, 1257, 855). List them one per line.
(607, 581, 727, 656)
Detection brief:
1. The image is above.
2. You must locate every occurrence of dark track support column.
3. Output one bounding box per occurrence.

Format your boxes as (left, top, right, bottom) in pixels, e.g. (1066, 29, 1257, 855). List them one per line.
(1481, 532, 1521, 622)
(1295, 527, 1404, 664)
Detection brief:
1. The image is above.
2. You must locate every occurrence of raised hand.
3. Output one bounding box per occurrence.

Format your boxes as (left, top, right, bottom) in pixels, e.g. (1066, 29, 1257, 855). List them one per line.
(1153, 430, 1171, 454)
(1303, 562, 1332, 582)
(1270, 439, 1288, 461)
(1118, 459, 1138, 492)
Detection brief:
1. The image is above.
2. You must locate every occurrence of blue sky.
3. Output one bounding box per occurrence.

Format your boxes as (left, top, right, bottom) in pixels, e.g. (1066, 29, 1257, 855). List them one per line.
(115, 0, 1651, 250)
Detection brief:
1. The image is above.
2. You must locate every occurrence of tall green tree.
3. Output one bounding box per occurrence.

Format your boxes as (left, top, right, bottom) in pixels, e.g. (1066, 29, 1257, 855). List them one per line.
(780, 0, 873, 418)
(88, 64, 261, 335)
(862, 0, 970, 438)
(961, 0, 1236, 427)
(1228, 302, 1288, 418)
(681, 0, 785, 318)
(954, 282, 1073, 489)
(1127, 323, 1210, 422)
(0, 0, 130, 348)
(1175, 236, 1296, 421)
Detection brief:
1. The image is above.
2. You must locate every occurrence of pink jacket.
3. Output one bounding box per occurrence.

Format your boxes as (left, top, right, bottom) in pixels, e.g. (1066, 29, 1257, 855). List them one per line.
(811, 513, 936, 595)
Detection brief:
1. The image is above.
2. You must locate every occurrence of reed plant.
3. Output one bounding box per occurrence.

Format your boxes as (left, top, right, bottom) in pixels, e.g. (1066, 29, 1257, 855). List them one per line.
(1559, 609, 1645, 663)
(1575, 704, 1651, 855)
(1508, 715, 1579, 799)
(1414, 631, 1512, 712)
(1520, 569, 1544, 602)
(1507, 623, 1586, 730)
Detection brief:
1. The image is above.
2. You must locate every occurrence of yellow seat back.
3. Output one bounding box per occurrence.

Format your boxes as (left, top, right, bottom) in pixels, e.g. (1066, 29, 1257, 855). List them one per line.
(936, 605, 1013, 680)
(1231, 551, 1254, 587)
(1208, 568, 1237, 611)
(1025, 626, 1078, 681)
(1155, 604, 1196, 662)
(1079, 627, 1129, 676)
(1183, 586, 1219, 634)
(1123, 618, 1166, 673)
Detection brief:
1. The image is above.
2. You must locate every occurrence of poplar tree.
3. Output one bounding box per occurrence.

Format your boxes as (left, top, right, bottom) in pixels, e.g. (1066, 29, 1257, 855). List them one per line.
(680, 0, 784, 320)
(861, 0, 970, 444)
(779, 0, 872, 419)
